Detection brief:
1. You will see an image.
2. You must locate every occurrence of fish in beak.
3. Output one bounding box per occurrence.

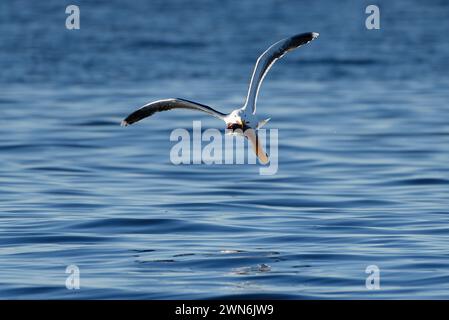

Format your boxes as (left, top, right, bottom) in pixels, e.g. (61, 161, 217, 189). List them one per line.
(226, 118, 247, 132)
(244, 128, 269, 164)
(226, 119, 269, 164)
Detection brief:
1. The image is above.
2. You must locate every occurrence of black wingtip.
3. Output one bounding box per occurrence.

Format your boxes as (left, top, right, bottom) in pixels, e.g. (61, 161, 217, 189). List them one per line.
(290, 32, 320, 47)
(121, 111, 143, 126)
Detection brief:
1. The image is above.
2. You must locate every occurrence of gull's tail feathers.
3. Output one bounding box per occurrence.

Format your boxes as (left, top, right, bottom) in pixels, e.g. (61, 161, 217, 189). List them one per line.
(256, 118, 271, 129)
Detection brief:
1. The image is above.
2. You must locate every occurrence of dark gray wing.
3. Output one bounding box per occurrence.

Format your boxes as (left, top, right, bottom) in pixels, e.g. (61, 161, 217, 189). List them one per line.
(121, 98, 226, 126)
(244, 32, 319, 114)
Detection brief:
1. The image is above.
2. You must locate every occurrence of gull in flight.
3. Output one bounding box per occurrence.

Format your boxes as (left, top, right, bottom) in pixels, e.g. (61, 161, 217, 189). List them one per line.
(121, 32, 319, 164)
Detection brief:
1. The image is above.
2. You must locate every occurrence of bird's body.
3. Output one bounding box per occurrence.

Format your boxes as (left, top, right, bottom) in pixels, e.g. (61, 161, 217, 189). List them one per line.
(122, 32, 319, 164)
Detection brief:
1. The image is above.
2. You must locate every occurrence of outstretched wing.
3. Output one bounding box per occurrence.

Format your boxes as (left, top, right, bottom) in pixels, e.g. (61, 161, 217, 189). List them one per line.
(121, 98, 226, 126)
(244, 32, 319, 114)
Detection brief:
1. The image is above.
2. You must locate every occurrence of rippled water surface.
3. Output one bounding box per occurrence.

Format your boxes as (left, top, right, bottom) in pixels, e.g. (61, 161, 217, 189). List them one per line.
(1, 0, 449, 299)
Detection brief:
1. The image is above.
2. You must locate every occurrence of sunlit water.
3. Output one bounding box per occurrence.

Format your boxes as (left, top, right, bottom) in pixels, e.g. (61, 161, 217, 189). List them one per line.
(1, 0, 449, 299)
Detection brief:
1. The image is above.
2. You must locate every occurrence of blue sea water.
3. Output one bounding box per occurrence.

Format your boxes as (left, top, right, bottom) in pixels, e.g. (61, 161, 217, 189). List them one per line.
(1, 0, 449, 299)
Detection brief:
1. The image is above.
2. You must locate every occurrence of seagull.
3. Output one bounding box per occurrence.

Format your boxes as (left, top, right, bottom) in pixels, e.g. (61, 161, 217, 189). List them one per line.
(121, 32, 319, 164)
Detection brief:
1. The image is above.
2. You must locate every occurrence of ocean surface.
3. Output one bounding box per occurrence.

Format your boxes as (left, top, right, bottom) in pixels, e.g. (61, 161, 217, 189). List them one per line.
(1, 0, 449, 299)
